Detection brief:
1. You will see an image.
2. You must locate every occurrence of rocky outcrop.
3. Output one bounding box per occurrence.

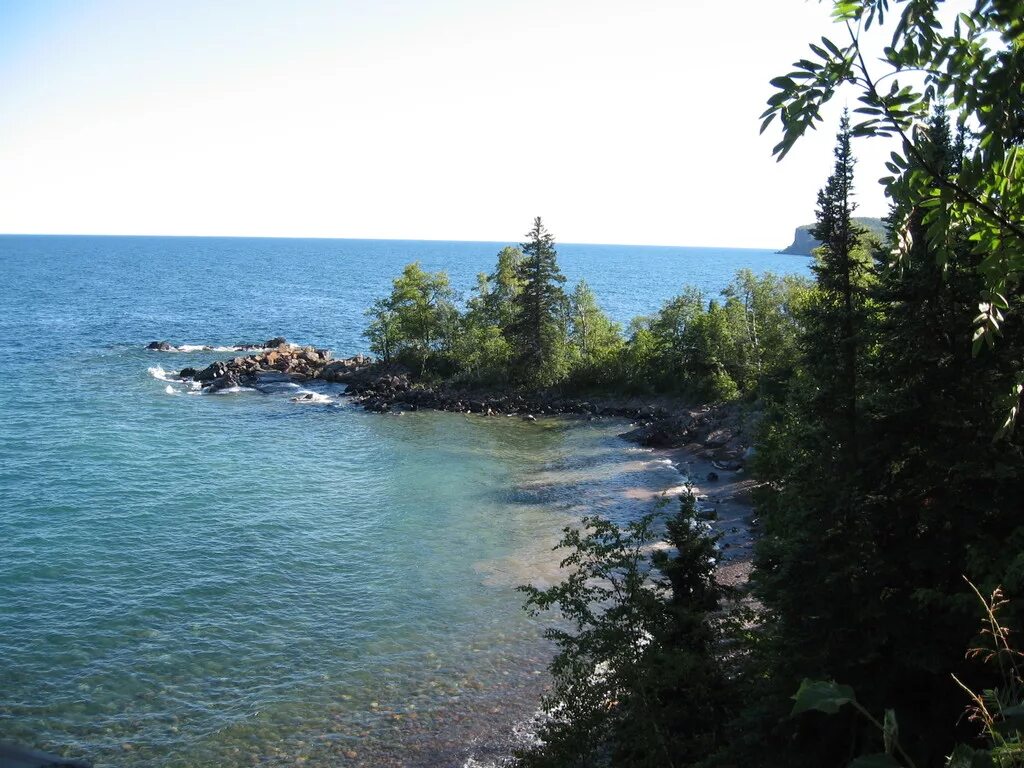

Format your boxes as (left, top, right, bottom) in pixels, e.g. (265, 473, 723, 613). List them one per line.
(319, 354, 376, 383)
(154, 340, 753, 470)
(145, 338, 287, 353)
(778, 225, 820, 256)
(175, 342, 375, 392)
(344, 377, 673, 421)
(779, 217, 886, 255)
(619, 403, 755, 469)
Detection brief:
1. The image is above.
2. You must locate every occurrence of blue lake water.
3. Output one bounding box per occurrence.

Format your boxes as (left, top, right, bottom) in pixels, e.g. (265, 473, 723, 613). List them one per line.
(0, 235, 811, 767)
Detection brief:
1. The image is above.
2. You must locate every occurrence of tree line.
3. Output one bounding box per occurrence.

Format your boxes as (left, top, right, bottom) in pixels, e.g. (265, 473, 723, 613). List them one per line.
(364, 217, 814, 401)
(360, 2, 1023, 765)
(506, 1, 1024, 766)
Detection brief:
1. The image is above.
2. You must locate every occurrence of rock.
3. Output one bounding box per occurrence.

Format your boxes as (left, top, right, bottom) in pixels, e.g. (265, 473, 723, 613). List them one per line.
(619, 415, 694, 448)
(205, 372, 241, 392)
(705, 428, 734, 448)
(706, 471, 719, 482)
(521, 414, 536, 421)
(265, 336, 287, 348)
(178, 367, 197, 378)
(147, 340, 173, 351)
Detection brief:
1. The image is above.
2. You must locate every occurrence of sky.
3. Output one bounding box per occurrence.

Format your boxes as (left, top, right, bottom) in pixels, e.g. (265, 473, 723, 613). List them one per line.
(0, 0, 902, 248)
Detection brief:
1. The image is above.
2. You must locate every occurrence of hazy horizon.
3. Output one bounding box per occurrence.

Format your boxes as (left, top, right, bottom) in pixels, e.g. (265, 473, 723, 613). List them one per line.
(0, 229, 809, 251)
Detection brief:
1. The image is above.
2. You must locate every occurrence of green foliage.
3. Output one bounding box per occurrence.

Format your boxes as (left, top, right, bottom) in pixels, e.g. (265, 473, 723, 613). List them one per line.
(517, 491, 733, 767)
(791, 679, 857, 716)
(618, 273, 810, 400)
(508, 217, 571, 386)
(485, 245, 525, 332)
(760, 0, 1024, 427)
(567, 279, 624, 387)
(362, 261, 458, 374)
(749, 104, 1024, 768)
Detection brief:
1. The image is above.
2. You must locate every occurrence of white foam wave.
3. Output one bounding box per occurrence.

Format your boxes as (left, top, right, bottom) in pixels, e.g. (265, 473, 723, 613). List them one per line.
(290, 391, 332, 404)
(157, 344, 271, 353)
(164, 385, 177, 395)
(147, 365, 178, 382)
(203, 386, 256, 395)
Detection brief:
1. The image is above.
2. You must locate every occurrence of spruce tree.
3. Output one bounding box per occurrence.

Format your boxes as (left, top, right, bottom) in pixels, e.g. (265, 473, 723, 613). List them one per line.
(806, 108, 870, 470)
(750, 116, 878, 766)
(509, 217, 568, 384)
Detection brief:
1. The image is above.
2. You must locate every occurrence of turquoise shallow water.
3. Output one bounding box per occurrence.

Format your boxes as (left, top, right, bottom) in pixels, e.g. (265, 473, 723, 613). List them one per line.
(0, 236, 811, 766)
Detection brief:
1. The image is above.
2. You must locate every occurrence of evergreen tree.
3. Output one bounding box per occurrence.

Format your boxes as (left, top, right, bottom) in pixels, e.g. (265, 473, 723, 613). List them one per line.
(806, 108, 872, 470)
(518, 492, 732, 767)
(509, 217, 568, 384)
(750, 106, 1024, 768)
(750, 116, 880, 767)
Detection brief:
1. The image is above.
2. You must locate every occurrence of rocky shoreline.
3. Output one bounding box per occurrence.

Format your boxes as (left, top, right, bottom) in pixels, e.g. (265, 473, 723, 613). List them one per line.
(148, 338, 755, 472)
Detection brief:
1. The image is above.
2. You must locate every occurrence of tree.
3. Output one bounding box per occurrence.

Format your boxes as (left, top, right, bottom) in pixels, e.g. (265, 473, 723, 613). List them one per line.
(453, 269, 514, 383)
(720, 270, 809, 397)
(363, 297, 400, 364)
(364, 261, 457, 374)
(508, 217, 569, 385)
(805, 110, 873, 469)
(568, 279, 622, 385)
(750, 104, 1024, 768)
(486, 246, 524, 332)
(760, 0, 1024, 431)
(517, 491, 733, 768)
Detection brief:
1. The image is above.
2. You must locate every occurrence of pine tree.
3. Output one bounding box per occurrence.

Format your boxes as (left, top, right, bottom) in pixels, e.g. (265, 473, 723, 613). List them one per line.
(509, 217, 568, 384)
(750, 116, 879, 766)
(806, 108, 871, 470)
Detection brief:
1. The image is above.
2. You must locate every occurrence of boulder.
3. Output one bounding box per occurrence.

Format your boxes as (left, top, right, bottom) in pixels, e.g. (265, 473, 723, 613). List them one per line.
(704, 428, 734, 448)
(264, 336, 288, 348)
(205, 372, 241, 392)
(147, 341, 173, 351)
(178, 366, 197, 379)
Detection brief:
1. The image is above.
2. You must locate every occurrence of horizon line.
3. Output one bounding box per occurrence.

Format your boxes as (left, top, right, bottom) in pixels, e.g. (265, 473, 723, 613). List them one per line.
(0, 231, 794, 253)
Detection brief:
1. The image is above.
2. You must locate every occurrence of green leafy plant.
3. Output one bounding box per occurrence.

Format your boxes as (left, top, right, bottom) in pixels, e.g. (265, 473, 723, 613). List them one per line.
(760, 0, 1024, 431)
(516, 490, 733, 767)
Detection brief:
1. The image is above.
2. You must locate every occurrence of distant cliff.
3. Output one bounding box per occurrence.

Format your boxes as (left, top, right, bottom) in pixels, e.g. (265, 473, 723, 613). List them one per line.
(779, 217, 886, 255)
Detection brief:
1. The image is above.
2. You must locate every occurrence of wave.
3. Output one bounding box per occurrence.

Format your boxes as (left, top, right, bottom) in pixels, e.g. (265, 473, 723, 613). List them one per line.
(290, 391, 333, 404)
(164, 344, 269, 353)
(202, 385, 257, 395)
(147, 365, 178, 382)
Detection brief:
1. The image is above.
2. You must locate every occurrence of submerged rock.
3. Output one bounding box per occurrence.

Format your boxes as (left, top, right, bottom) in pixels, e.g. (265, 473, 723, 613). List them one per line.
(147, 340, 173, 351)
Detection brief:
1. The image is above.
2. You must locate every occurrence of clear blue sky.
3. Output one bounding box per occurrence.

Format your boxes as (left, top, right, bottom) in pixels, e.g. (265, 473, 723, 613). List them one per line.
(0, 0, 897, 247)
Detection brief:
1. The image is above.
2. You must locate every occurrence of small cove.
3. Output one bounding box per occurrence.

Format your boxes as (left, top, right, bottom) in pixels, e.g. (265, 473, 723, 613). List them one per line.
(0, 235, 808, 766)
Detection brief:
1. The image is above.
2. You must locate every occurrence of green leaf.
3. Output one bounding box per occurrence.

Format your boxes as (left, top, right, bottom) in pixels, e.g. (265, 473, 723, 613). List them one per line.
(770, 76, 797, 90)
(849, 754, 902, 768)
(791, 679, 856, 715)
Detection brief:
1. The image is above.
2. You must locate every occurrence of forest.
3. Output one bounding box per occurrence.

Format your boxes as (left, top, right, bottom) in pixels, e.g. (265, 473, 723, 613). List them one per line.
(361, 1, 1024, 766)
